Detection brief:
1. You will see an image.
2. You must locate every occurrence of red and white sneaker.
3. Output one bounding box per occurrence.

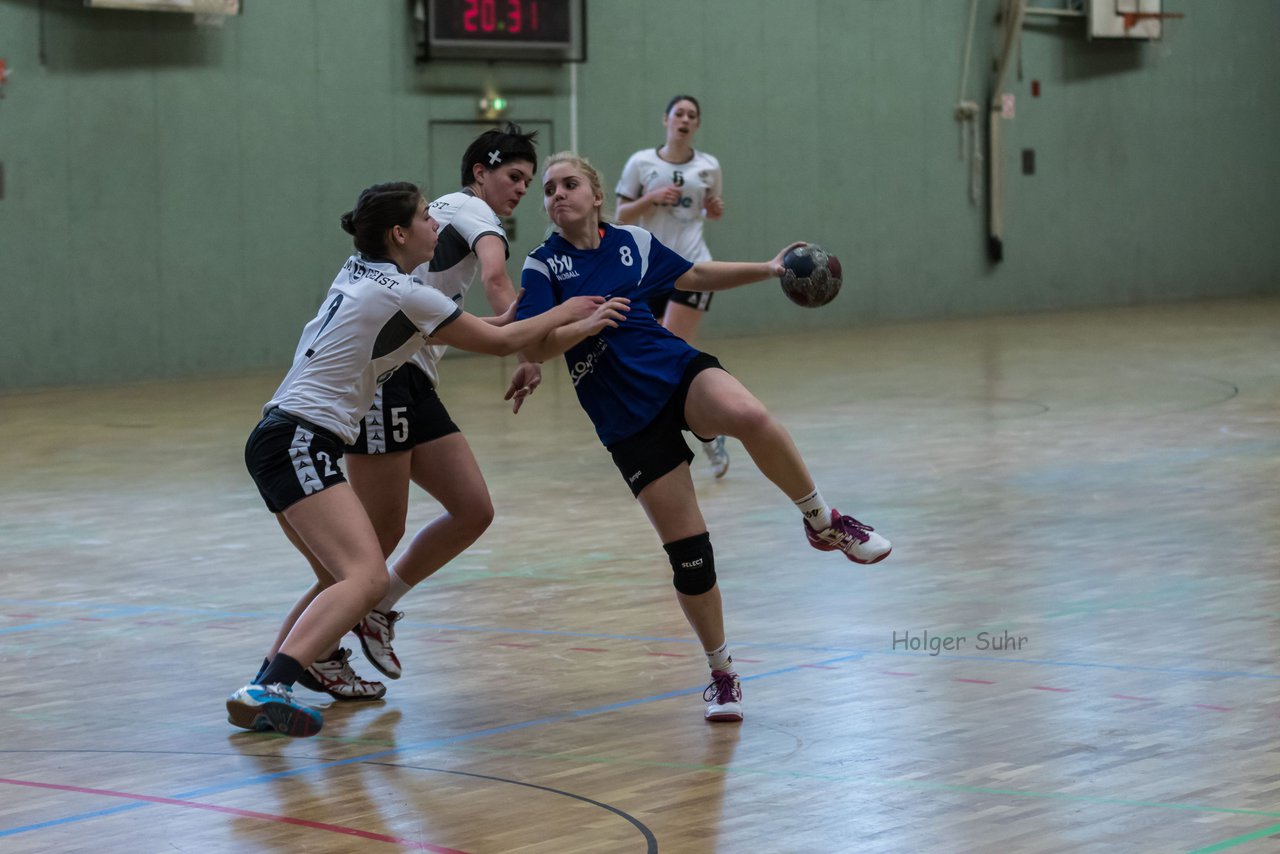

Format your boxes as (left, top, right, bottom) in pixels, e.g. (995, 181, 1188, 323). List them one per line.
(353, 609, 403, 679)
(703, 670, 743, 723)
(298, 647, 386, 701)
(806, 510, 892, 565)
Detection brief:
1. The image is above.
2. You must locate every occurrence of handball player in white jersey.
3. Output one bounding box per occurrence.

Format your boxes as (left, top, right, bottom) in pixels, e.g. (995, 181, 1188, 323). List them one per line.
(616, 95, 730, 478)
(520, 153, 891, 723)
(296, 125, 549, 700)
(229, 181, 625, 736)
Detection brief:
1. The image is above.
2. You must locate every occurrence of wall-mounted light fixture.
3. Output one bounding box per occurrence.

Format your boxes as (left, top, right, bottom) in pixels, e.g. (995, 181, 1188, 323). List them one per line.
(477, 93, 510, 121)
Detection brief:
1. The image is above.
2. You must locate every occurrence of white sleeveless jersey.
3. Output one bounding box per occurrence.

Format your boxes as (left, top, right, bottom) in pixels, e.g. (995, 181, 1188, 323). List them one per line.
(407, 189, 509, 385)
(265, 255, 463, 444)
(615, 148, 722, 263)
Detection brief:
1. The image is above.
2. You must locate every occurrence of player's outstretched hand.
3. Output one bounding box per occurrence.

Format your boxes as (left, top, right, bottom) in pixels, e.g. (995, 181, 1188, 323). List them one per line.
(769, 242, 808, 277)
(495, 289, 524, 326)
(503, 361, 543, 414)
(558, 294, 610, 324)
(580, 296, 631, 337)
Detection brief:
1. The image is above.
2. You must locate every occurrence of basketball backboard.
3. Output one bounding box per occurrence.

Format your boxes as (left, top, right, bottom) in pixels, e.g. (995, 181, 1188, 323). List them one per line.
(1088, 0, 1177, 40)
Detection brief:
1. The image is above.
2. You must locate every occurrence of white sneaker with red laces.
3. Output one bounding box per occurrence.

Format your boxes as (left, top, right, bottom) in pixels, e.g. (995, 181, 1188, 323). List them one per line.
(805, 509, 892, 564)
(298, 647, 386, 700)
(353, 609, 404, 679)
(703, 670, 743, 723)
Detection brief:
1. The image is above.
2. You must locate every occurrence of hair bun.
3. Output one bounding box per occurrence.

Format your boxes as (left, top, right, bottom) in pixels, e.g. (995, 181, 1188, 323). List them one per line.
(340, 211, 356, 234)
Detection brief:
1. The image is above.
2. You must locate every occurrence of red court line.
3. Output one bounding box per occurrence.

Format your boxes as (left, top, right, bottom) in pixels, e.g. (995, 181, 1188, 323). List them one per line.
(1031, 686, 1073, 693)
(568, 647, 608, 653)
(494, 642, 535, 648)
(954, 678, 997, 684)
(0, 777, 468, 853)
(1194, 704, 1233, 712)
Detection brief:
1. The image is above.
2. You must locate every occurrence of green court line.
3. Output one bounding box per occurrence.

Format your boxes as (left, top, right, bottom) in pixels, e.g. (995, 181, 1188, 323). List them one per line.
(1186, 821, 1280, 853)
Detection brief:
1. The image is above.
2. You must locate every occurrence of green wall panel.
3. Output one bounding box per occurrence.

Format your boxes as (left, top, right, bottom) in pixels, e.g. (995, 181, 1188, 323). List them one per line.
(0, 0, 1276, 390)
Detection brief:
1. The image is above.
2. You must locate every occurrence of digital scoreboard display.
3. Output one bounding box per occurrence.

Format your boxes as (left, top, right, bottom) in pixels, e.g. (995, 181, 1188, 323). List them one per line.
(423, 0, 583, 62)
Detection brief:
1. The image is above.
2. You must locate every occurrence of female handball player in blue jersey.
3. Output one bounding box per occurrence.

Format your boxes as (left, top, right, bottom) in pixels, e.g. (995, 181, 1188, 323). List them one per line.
(518, 153, 892, 723)
(229, 181, 626, 737)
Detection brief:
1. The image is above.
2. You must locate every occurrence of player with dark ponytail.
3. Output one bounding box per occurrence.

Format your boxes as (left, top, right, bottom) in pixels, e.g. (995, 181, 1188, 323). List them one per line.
(302, 124, 553, 699)
(228, 180, 626, 736)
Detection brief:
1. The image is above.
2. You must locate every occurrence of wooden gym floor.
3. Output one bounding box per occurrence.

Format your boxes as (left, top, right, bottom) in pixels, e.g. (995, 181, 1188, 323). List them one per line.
(1, 298, 1278, 853)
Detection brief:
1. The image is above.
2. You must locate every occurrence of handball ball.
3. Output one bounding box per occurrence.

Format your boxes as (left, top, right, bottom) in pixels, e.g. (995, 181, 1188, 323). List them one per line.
(779, 244, 842, 308)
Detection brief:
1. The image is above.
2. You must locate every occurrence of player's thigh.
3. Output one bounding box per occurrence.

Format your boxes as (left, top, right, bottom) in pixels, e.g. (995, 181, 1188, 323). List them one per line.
(636, 464, 706, 544)
(346, 450, 413, 529)
(409, 433, 492, 518)
(683, 368, 769, 440)
(276, 514, 338, 587)
(280, 483, 386, 586)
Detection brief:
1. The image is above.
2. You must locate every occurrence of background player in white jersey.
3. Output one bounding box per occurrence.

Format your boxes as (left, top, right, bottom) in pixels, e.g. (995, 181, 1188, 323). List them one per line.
(616, 95, 730, 478)
(295, 125, 549, 700)
(519, 153, 891, 724)
(229, 180, 626, 737)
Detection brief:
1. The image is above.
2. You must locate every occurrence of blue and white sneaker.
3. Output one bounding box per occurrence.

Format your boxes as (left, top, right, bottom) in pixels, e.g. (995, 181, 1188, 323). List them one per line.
(702, 436, 730, 479)
(226, 683, 323, 737)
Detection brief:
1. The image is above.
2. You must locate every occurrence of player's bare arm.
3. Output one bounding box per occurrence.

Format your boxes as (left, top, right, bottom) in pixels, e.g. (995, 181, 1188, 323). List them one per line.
(520, 297, 631, 362)
(674, 243, 801, 293)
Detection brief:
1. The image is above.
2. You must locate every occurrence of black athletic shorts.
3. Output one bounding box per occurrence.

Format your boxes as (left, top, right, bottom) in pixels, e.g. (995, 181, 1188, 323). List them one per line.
(607, 352, 725, 497)
(245, 408, 348, 514)
(648, 288, 713, 319)
(345, 364, 460, 455)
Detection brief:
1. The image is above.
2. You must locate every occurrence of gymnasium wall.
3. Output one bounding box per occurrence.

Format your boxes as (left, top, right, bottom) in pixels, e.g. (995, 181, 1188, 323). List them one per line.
(0, 1, 1276, 390)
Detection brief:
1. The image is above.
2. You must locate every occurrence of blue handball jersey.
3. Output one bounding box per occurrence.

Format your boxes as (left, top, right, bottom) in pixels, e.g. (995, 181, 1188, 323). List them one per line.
(519, 224, 696, 446)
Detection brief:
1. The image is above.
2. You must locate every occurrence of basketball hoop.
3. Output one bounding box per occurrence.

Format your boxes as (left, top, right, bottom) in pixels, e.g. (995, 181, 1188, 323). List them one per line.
(191, 0, 237, 28)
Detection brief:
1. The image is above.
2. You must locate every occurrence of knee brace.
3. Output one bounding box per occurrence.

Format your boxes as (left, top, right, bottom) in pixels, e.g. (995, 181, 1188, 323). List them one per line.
(664, 532, 716, 596)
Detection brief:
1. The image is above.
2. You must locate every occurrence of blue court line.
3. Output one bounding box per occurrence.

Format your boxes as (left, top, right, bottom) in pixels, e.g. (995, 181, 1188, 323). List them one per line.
(0, 622, 73, 635)
(0, 657, 848, 839)
(0, 598, 263, 619)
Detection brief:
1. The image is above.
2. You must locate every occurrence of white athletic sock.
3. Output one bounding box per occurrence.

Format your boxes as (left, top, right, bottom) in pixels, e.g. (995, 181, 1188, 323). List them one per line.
(375, 570, 414, 613)
(795, 489, 834, 531)
(706, 642, 733, 673)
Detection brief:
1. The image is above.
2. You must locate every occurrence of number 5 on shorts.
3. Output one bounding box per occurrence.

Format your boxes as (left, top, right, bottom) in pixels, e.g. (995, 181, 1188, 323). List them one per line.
(391, 407, 409, 444)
